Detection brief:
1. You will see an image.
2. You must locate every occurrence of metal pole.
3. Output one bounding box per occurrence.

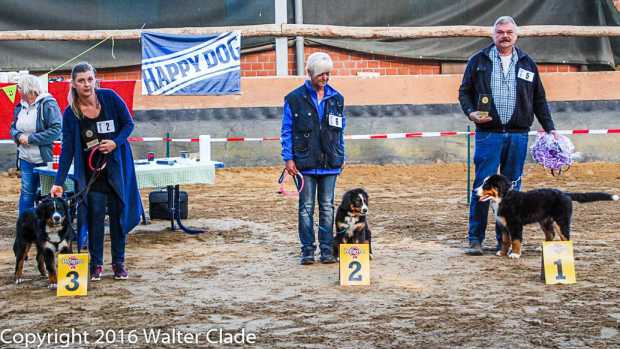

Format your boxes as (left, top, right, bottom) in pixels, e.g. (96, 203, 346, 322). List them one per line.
(166, 132, 171, 158)
(294, 0, 304, 76)
(274, 0, 288, 76)
(466, 125, 471, 204)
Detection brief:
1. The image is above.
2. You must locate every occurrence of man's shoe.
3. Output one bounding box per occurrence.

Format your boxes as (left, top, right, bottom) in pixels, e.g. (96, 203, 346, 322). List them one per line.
(320, 255, 337, 264)
(465, 242, 484, 256)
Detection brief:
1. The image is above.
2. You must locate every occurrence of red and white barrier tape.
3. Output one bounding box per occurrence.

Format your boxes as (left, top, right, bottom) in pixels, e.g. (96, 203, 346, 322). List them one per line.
(1, 129, 618, 144)
(132, 128, 620, 143)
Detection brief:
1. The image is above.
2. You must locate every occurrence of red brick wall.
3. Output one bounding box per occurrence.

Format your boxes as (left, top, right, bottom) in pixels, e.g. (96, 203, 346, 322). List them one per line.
(240, 45, 441, 77)
(49, 45, 579, 80)
(538, 64, 579, 73)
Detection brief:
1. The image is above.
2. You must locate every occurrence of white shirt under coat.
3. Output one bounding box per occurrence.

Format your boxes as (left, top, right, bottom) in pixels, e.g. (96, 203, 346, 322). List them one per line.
(15, 93, 51, 164)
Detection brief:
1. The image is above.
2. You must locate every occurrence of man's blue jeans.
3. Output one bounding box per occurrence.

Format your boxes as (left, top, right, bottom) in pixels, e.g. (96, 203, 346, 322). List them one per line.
(298, 174, 337, 257)
(87, 190, 125, 267)
(19, 159, 44, 215)
(468, 131, 529, 246)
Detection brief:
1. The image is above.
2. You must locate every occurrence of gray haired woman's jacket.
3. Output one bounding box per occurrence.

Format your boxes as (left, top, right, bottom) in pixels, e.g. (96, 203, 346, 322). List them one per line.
(9, 94, 62, 163)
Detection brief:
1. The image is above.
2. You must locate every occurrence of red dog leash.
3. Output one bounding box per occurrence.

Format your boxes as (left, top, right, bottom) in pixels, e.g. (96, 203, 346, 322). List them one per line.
(87, 145, 107, 172)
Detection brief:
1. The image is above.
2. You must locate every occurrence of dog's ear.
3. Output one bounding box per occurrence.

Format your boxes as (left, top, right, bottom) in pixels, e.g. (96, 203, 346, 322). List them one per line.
(361, 189, 369, 204)
(340, 190, 352, 206)
(498, 176, 511, 196)
(35, 198, 49, 218)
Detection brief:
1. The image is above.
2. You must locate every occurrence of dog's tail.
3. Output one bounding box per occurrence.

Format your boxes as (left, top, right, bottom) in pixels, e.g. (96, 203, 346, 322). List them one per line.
(568, 192, 619, 203)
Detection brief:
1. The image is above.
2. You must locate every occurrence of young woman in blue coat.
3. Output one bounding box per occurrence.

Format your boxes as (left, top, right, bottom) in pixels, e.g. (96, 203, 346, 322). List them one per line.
(51, 62, 142, 281)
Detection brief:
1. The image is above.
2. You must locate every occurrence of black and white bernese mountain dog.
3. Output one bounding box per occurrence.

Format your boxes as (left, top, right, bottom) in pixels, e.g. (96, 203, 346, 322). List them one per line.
(477, 174, 619, 258)
(333, 188, 372, 259)
(13, 196, 74, 289)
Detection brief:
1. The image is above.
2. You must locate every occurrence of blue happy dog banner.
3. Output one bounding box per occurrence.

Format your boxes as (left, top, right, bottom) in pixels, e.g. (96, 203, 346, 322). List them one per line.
(141, 31, 240, 95)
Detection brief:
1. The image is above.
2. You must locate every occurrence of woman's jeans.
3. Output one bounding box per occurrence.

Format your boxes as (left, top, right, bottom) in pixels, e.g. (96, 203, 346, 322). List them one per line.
(19, 159, 44, 215)
(87, 190, 126, 267)
(468, 131, 529, 247)
(298, 174, 337, 257)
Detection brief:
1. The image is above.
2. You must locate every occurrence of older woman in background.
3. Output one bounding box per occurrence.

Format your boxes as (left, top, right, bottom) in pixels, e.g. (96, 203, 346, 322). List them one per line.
(10, 74, 62, 214)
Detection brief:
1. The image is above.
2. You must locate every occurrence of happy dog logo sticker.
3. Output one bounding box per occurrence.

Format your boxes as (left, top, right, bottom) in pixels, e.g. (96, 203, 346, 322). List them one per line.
(345, 246, 365, 259)
(548, 244, 568, 255)
(62, 256, 83, 270)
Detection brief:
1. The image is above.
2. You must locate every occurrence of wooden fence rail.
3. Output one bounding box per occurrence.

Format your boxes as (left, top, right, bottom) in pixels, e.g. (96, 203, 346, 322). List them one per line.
(0, 24, 619, 41)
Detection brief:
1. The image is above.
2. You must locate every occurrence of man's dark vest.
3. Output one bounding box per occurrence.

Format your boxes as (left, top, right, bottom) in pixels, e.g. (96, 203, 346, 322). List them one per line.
(285, 85, 345, 171)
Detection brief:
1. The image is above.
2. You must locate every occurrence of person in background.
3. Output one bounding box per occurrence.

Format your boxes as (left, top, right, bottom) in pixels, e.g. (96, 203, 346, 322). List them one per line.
(50, 62, 142, 281)
(10, 74, 62, 215)
(458, 16, 557, 256)
(281, 52, 346, 265)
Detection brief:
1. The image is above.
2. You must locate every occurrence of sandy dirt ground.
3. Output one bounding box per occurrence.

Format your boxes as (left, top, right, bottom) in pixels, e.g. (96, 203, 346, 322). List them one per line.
(0, 163, 619, 348)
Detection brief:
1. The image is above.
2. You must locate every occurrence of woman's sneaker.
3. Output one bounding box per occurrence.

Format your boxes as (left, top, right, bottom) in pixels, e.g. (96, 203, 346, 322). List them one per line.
(112, 263, 129, 280)
(90, 265, 104, 281)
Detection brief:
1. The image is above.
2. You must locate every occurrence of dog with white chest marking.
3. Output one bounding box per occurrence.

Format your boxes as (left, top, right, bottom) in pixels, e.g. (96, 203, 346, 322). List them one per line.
(333, 188, 372, 259)
(476, 174, 619, 259)
(13, 196, 74, 289)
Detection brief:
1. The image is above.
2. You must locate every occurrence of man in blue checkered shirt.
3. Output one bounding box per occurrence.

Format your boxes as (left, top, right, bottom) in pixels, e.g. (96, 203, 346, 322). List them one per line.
(458, 16, 558, 256)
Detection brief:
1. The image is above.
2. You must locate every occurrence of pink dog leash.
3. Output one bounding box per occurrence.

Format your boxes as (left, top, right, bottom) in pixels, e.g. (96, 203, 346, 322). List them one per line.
(277, 169, 304, 196)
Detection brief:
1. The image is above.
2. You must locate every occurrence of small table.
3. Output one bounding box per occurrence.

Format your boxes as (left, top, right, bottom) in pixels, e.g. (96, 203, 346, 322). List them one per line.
(35, 158, 224, 239)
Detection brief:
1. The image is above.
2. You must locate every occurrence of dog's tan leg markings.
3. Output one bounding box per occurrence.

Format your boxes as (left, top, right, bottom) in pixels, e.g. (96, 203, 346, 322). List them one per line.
(15, 243, 32, 284)
(542, 219, 555, 240)
(497, 232, 510, 256)
(509, 240, 522, 259)
(48, 254, 58, 289)
(554, 222, 568, 241)
(15, 257, 25, 283)
(540, 221, 555, 241)
(544, 231, 555, 241)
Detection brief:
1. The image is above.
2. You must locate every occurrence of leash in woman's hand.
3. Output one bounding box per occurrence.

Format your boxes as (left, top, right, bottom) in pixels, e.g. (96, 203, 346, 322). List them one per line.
(277, 168, 304, 196)
(51, 145, 109, 205)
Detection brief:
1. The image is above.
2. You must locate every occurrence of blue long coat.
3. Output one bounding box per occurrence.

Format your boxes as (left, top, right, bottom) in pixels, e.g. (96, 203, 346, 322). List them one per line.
(54, 89, 142, 245)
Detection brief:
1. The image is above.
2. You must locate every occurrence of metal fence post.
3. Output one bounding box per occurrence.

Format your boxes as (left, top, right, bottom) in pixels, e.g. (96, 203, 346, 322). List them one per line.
(166, 132, 171, 158)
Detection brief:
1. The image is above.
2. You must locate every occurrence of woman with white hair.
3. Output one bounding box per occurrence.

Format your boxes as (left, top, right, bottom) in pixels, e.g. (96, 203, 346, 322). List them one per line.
(280, 52, 346, 265)
(10, 74, 62, 214)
